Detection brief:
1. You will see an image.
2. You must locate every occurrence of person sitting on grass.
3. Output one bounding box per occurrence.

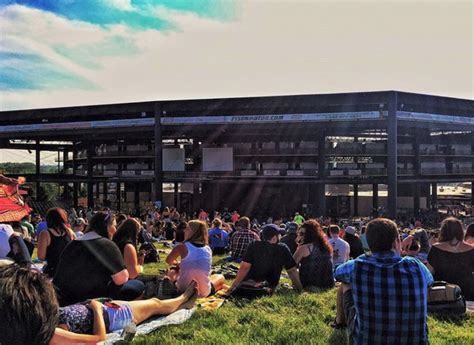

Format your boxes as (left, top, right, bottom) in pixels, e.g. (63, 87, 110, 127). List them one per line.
(427, 217, 474, 300)
(333, 218, 433, 345)
(293, 219, 334, 289)
(53, 212, 145, 306)
(227, 224, 303, 297)
(229, 217, 260, 262)
(464, 222, 474, 245)
(166, 220, 226, 297)
(208, 218, 229, 255)
(113, 218, 145, 279)
(37, 208, 75, 278)
(328, 225, 350, 270)
(280, 222, 299, 254)
(0, 263, 198, 345)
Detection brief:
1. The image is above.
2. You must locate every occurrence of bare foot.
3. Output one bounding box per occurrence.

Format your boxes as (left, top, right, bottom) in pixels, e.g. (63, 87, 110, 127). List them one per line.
(183, 281, 197, 300)
(180, 285, 198, 310)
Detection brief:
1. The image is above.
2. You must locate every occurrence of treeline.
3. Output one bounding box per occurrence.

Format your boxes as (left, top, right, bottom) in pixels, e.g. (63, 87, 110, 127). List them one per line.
(0, 163, 58, 174)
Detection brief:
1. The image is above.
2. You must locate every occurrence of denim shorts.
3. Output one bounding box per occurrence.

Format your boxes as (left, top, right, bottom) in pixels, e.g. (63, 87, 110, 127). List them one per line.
(103, 302, 133, 332)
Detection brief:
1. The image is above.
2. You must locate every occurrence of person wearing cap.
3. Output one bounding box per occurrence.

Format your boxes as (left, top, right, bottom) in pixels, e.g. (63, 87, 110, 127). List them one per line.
(280, 222, 299, 254)
(73, 218, 87, 239)
(333, 218, 433, 344)
(343, 226, 364, 259)
(227, 224, 303, 295)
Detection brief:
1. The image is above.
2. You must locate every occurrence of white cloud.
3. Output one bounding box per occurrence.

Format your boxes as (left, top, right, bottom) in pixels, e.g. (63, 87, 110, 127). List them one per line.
(108, 0, 135, 12)
(0, 1, 472, 111)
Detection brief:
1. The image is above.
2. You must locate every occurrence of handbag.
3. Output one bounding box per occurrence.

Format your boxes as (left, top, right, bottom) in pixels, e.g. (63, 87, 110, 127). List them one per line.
(139, 242, 159, 263)
(427, 281, 466, 315)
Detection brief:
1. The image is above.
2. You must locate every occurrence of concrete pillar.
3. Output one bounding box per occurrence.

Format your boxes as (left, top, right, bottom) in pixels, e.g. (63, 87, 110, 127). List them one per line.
(134, 183, 140, 216)
(103, 182, 108, 207)
(35, 139, 40, 199)
(116, 182, 121, 211)
(192, 183, 200, 213)
(174, 182, 179, 208)
(154, 102, 163, 206)
(86, 146, 94, 209)
(317, 132, 326, 216)
(431, 183, 437, 210)
(414, 184, 420, 216)
(62, 149, 68, 200)
(73, 148, 78, 209)
(372, 183, 379, 215)
(387, 92, 398, 219)
(353, 184, 359, 216)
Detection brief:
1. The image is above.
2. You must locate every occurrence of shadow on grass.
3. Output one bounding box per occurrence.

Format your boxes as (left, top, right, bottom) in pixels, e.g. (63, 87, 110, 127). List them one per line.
(429, 312, 470, 325)
(328, 329, 348, 345)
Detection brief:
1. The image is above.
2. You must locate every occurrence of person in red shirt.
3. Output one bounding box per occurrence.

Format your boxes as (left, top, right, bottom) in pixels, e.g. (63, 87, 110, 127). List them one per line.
(231, 211, 240, 223)
(198, 209, 208, 222)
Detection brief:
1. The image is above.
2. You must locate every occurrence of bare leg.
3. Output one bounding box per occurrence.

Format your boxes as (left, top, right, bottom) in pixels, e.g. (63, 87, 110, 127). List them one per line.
(335, 283, 351, 325)
(113, 282, 198, 324)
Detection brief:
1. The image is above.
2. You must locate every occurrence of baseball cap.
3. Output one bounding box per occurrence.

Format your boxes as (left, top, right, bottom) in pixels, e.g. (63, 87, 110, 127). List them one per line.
(75, 218, 88, 226)
(261, 224, 281, 241)
(345, 226, 356, 235)
(286, 222, 298, 233)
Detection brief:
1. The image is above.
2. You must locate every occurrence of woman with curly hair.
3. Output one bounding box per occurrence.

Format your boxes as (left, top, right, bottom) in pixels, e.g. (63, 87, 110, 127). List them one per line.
(293, 219, 334, 289)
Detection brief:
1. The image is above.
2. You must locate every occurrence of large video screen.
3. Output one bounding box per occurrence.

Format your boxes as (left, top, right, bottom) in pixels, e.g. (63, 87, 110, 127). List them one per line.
(163, 148, 185, 171)
(202, 148, 233, 171)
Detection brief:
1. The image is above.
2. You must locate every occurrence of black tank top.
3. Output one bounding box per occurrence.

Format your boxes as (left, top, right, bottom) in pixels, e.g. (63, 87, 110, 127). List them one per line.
(44, 229, 71, 277)
(299, 244, 334, 289)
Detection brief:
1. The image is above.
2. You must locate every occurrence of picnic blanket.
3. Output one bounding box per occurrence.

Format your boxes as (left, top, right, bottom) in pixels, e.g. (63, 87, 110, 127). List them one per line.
(211, 263, 240, 279)
(102, 289, 227, 343)
(196, 289, 227, 311)
(102, 308, 195, 344)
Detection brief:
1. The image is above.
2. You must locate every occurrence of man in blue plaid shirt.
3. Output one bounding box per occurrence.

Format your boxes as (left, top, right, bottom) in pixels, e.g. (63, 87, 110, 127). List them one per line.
(334, 218, 433, 345)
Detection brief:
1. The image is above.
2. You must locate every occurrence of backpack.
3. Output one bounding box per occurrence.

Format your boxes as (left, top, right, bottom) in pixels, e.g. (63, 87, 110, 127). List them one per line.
(427, 281, 466, 316)
(139, 242, 159, 263)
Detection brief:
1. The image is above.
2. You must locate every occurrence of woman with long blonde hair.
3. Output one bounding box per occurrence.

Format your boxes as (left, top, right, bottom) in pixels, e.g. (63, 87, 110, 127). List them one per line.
(166, 220, 226, 297)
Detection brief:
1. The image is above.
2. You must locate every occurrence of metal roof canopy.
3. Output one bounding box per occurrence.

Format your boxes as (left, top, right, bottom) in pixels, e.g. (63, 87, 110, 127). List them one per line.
(0, 90, 472, 143)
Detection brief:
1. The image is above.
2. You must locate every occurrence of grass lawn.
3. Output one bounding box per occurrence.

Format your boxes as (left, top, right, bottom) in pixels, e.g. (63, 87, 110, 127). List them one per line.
(134, 245, 474, 345)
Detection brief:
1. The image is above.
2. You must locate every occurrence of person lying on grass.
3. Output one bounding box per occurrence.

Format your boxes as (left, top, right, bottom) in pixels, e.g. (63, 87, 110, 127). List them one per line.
(166, 220, 227, 297)
(226, 224, 303, 298)
(0, 263, 198, 345)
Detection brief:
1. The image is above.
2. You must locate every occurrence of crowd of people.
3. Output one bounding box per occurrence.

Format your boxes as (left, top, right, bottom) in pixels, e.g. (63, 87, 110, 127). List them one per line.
(0, 175, 473, 344)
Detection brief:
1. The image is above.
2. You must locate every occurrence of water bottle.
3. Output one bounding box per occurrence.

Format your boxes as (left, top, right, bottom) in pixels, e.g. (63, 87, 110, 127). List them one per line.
(121, 322, 137, 342)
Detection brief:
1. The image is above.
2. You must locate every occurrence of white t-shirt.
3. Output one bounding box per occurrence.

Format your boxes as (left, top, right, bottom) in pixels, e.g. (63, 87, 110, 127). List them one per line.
(329, 237, 350, 267)
(0, 224, 14, 259)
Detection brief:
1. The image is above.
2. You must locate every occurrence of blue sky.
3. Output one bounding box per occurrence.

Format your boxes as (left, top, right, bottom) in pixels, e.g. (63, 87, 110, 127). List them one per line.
(0, 1, 472, 112)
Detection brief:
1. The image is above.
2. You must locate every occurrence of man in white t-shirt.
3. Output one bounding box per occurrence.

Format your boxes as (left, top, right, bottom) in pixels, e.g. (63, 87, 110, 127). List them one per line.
(328, 225, 350, 268)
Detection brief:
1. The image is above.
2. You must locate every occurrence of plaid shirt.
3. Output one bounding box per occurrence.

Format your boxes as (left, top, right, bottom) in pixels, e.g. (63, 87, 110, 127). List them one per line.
(335, 251, 433, 345)
(230, 228, 260, 260)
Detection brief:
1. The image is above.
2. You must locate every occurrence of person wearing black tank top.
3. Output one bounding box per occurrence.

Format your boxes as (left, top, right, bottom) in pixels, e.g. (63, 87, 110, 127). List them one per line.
(293, 219, 334, 289)
(427, 217, 474, 300)
(37, 208, 75, 278)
